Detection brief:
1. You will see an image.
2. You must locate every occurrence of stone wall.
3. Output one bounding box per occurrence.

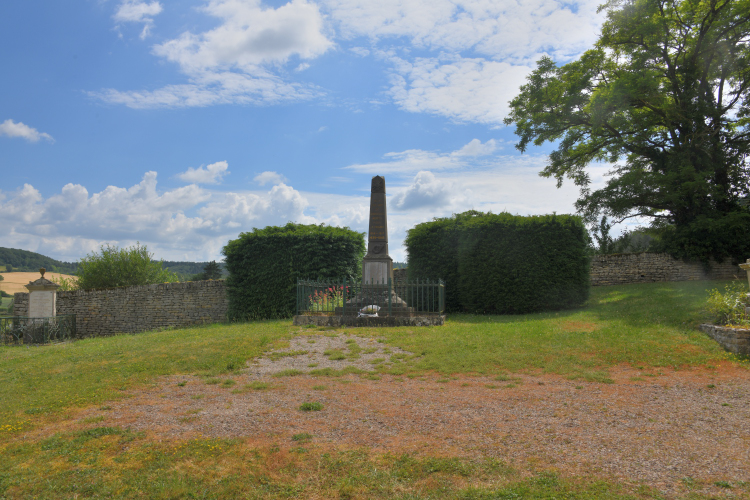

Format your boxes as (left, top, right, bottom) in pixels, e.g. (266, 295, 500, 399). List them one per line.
(14, 280, 228, 337)
(392, 253, 742, 287)
(699, 324, 750, 356)
(590, 253, 741, 286)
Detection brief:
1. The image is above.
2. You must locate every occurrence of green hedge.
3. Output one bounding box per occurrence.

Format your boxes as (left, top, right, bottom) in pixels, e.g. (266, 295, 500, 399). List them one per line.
(222, 223, 365, 320)
(405, 211, 590, 314)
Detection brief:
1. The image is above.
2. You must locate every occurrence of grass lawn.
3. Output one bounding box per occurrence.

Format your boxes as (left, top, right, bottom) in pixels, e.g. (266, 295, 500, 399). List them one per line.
(0, 280, 747, 499)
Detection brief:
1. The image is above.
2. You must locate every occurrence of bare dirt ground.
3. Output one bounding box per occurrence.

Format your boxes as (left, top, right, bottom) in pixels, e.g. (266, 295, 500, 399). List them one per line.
(0, 272, 77, 295)
(79, 331, 750, 498)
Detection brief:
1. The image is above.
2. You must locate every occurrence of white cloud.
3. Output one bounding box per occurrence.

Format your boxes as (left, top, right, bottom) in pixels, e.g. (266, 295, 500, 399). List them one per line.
(322, 0, 604, 124)
(97, 0, 331, 108)
(388, 56, 531, 124)
(92, 66, 322, 109)
(452, 138, 498, 157)
(177, 161, 229, 184)
(349, 47, 370, 57)
(0, 119, 54, 143)
(391, 170, 460, 210)
(154, 0, 332, 70)
(344, 138, 498, 174)
(254, 171, 288, 186)
(0, 171, 319, 262)
(325, 0, 603, 64)
(114, 1, 163, 40)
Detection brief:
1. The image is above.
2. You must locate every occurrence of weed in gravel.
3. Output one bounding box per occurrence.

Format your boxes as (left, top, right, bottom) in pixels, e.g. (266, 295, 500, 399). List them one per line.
(191, 395, 204, 400)
(312, 385, 326, 390)
(299, 402, 323, 411)
(309, 367, 364, 377)
(369, 358, 385, 365)
(244, 381, 269, 391)
(221, 379, 236, 388)
(307, 363, 319, 367)
(177, 381, 187, 387)
(292, 433, 313, 442)
(268, 350, 309, 361)
(273, 369, 304, 377)
(324, 349, 346, 361)
(205, 378, 221, 385)
(362, 347, 378, 354)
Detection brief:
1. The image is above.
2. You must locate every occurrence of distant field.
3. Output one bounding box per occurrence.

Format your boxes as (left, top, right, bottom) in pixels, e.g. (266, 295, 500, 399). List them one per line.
(0, 272, 77, 295)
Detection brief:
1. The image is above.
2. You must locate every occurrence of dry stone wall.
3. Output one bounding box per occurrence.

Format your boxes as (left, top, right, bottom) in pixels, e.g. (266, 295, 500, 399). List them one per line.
(590, 253, 740, 286)
(14, 280, 227, 337)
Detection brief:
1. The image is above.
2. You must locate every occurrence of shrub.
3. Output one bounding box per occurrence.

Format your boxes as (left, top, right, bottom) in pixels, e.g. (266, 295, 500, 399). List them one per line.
(222, 223, 365, 320)
(75, 243, 178, 290)
(49, 275, 79, 291)
(405, 211, 590, 314)
(706, 281, 749, 326)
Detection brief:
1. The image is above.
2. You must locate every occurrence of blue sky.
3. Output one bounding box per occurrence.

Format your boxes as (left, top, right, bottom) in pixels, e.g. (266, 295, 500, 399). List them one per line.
(1, 0, 610, 263)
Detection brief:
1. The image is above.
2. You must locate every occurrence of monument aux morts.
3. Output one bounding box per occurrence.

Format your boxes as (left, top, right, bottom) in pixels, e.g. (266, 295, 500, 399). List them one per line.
(362, 175, 393, 284)
(291, 175, 445, 326)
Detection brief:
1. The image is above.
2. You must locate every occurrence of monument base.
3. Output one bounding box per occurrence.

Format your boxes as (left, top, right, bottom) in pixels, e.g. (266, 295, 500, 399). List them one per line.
(293, 314, 445, 328)
(362, 255, 393, 284)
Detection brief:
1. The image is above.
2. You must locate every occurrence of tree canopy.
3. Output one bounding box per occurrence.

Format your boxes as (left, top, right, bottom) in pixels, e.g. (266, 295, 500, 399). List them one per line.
(76, 243, 178, 290)
(505, 0, 750, 261)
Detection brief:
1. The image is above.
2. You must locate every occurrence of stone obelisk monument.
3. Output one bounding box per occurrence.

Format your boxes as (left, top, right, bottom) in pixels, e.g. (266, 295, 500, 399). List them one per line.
(362, 175, 393, 284)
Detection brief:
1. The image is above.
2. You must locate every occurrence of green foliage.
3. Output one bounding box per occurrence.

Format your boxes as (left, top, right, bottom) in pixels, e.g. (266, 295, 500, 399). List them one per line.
(190, 260, 223, 281)
(222, 223, 365, 320)
(504, 0, 750, 262)
(406, 211, 590, 314)
(591, 217, 654, 255)
(0, 247, 76, 273)
(706, 280, 749, 326)
(49, 275, 79, 291)
(75, 243, 178, 290)
(299, 401, 323, 411)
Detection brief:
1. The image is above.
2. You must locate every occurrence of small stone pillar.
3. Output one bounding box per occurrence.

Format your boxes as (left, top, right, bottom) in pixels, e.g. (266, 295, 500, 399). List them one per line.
(25, 268, 59, 318)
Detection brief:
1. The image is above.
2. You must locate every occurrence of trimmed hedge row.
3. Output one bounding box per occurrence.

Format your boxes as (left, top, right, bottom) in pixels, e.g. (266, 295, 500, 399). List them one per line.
(405, 211, 590, 314)
(222, 223, 365, 320)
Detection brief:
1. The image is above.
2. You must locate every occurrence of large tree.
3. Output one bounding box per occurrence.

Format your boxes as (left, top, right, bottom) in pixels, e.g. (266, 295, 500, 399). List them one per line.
(505, 0, 750, 261)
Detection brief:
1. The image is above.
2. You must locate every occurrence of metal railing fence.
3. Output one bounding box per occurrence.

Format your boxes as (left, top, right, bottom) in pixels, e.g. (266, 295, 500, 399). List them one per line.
(0, 315, 76, 345)
(296, 278, 444, 316)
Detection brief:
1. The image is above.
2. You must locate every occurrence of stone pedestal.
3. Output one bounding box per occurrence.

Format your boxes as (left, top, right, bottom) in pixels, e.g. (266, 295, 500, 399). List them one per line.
(363, 257, 393, 284)
(25, 268, 59, 318)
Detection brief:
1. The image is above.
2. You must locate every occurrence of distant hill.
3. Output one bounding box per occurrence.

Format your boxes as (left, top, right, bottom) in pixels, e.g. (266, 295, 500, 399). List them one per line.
(0, 247, 78, 274)
(0, 247, 226, 279)
(162, 261, 226, 278)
